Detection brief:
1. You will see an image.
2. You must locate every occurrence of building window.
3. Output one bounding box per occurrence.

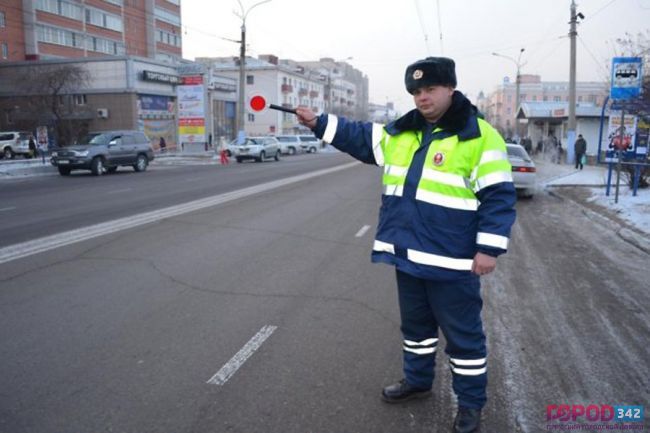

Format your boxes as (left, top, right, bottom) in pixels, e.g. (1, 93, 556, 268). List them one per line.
(246, 75, 254, 85)
(1, 43, 7, 59)
(86, 35, 125, 54)
(532, 95, 537, 101)
(36, 0, 83, 21)
(73, 94, 87, 105)
(156, 29, 181, 47)
(554, 96, 561, 102)
(86, 8, 123, 32)
(154, 7, 181, 26)
(37, 25, 85, 49)
(0, 11, 5, 28)
(247, 113, 255, 122)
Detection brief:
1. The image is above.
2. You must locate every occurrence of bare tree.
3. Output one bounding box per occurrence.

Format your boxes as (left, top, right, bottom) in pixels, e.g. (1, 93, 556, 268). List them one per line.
(17, 64, 91, 146)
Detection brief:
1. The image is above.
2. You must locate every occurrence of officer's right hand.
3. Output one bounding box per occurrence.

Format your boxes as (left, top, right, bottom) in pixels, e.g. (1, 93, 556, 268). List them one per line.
(296, 108, 318, 129)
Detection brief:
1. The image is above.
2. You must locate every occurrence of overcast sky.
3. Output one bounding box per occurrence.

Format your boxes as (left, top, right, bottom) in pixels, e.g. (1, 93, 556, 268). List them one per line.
(181, 0, 650, 114)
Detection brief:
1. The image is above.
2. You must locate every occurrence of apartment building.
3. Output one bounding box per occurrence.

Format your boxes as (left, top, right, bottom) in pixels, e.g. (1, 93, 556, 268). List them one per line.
(0, 0, 182, 63)
(484, 74, 608, 138)
(298, 57, 370, 121)
(198, 54, 369, 136)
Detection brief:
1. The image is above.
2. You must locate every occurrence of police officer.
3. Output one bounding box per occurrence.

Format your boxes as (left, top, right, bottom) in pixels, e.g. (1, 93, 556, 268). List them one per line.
(296, 57, 516, 433)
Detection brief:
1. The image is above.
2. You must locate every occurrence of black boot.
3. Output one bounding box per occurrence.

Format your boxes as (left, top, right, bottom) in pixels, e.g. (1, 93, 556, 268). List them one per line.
(453, 407, 481, 433)
(381, 379, 431, 403)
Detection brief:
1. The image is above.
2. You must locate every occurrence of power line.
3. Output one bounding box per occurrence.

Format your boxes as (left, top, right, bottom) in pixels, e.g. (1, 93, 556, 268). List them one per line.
(412, 0, 431, 54)
(577, 35, 610, 80)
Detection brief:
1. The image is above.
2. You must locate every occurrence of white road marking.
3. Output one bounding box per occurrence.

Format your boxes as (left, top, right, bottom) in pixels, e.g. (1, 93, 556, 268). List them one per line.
(0, 207, 16, 212)
(206, 325, 277, 386)
(0, 162, 359, 265)
(355, 225, 371, 238)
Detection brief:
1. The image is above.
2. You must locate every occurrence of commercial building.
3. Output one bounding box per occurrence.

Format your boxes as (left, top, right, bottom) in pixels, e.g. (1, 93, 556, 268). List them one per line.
(483, 74, 608, 139)
(0, 56, 180, 148)
(0, 0, 182, 63)
(516, 102, 609, 159)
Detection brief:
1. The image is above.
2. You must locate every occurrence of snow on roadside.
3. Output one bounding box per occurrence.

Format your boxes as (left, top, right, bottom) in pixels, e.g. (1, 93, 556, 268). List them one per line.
(587, 187, 650, 236)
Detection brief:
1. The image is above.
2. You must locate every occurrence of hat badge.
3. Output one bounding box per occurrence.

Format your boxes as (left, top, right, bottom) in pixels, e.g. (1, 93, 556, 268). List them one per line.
(433, 152, 445, 166)
(413, 69, 423, 80)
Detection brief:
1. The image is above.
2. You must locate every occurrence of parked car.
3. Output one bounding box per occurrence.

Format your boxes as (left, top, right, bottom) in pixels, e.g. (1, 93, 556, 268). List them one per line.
(232, 136, 281, 163)
(506, 143, 536, 198)
(298, 135, 321, 153)
(50, 130, 154, 176)
(275, 135, 302, 155)
(0, 131, 32, 159)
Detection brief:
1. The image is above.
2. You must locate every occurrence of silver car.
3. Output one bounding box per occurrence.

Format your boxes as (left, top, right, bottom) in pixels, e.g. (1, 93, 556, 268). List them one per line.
(506, 143, 536, 198)
(298, 135, 321, 153)
(275, 135, 302, 155)
(233, 136, 281, 163)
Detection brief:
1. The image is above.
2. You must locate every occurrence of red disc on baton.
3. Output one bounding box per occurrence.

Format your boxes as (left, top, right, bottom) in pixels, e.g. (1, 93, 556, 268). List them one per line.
(249, 95, 267, 112)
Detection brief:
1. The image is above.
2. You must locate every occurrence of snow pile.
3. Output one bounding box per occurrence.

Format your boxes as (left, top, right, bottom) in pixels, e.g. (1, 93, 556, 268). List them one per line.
(588, 187, 650, 236)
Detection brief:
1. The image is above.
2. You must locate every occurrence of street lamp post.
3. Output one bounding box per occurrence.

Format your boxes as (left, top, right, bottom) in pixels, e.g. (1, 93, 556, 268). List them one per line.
(492, 48, 526, 139)
(234, 0, 272, 142)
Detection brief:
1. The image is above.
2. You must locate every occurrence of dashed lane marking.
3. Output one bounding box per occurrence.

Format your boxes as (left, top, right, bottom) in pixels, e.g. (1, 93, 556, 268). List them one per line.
(206, 325, 277, 386)
(355, 225, 371, 238)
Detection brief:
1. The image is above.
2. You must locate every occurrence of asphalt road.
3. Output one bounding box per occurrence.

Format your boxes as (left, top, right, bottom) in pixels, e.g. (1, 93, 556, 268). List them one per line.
(0, 153, 648, 433)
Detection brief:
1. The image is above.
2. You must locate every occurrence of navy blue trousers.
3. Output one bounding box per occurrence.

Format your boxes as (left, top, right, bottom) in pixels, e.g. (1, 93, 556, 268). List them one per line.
(396, 269, 487, 409)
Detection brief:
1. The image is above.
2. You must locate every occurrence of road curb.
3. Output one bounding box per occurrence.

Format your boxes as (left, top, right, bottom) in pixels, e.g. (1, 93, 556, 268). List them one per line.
(547, 187, 650, 254)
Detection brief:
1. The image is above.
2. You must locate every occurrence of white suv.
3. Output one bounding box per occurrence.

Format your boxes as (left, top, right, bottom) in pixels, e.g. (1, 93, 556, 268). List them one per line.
(298, 135, 321, 153)
(233, 136, 281, 163)
(275, 135, 302, 155)
(0, 131, 32, 159)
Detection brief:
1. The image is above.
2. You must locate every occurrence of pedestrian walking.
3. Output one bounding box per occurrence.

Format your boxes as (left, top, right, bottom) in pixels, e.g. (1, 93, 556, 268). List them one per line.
(574, 134, 587, 170)
(296, 57, 517, 433)
(219, 144, 229, 165)
(28, 135, 37, 159)
(159, 136, 167, 153)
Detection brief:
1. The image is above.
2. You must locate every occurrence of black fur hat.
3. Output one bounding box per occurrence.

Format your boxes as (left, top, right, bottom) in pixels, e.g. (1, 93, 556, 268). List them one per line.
(404, 57, 457, 94)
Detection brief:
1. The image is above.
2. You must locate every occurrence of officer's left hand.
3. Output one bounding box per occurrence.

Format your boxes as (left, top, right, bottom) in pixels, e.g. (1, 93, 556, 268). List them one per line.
(472, 252, 497, 276)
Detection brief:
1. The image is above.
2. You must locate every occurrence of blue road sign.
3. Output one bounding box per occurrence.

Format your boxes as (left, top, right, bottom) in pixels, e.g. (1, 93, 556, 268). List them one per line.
(611, 57, 643, 100)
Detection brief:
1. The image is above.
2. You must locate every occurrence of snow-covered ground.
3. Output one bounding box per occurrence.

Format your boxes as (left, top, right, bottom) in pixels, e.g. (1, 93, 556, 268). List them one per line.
(588, 187, 650, 235)
(538, 158, 650, 237)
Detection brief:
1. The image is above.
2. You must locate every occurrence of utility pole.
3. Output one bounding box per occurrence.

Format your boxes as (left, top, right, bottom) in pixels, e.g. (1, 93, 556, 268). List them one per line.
(568, 0, 578, 159)
(235, 0, 272, 142)
(568, 0, 584, 164)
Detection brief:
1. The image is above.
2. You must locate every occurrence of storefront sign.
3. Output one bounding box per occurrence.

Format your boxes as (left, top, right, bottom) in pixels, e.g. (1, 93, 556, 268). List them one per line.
(142, 70, 181, 85)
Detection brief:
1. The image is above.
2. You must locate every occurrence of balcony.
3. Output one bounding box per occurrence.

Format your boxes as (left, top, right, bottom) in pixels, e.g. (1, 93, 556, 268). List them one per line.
(309, 90, 319, 98)
(281, 84, 293, 93)
(298, 88, 308, 97)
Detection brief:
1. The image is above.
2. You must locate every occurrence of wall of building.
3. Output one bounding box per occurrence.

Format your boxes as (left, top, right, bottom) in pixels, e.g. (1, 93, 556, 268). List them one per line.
(0, 0, 26, 61)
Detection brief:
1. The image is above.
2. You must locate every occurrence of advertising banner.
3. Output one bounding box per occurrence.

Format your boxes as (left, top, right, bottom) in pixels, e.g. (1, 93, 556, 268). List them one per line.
(177, 75, 206, 146)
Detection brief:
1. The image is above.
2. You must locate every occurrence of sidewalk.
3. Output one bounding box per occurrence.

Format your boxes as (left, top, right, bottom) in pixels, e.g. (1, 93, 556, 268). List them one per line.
(538, 157, 650, 253)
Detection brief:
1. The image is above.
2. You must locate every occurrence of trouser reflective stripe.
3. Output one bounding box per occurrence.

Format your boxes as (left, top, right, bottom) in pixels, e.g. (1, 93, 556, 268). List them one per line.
(449, 358, 487, 376)
(396, 269, 487, 409)
(403, 338, 438, 355)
